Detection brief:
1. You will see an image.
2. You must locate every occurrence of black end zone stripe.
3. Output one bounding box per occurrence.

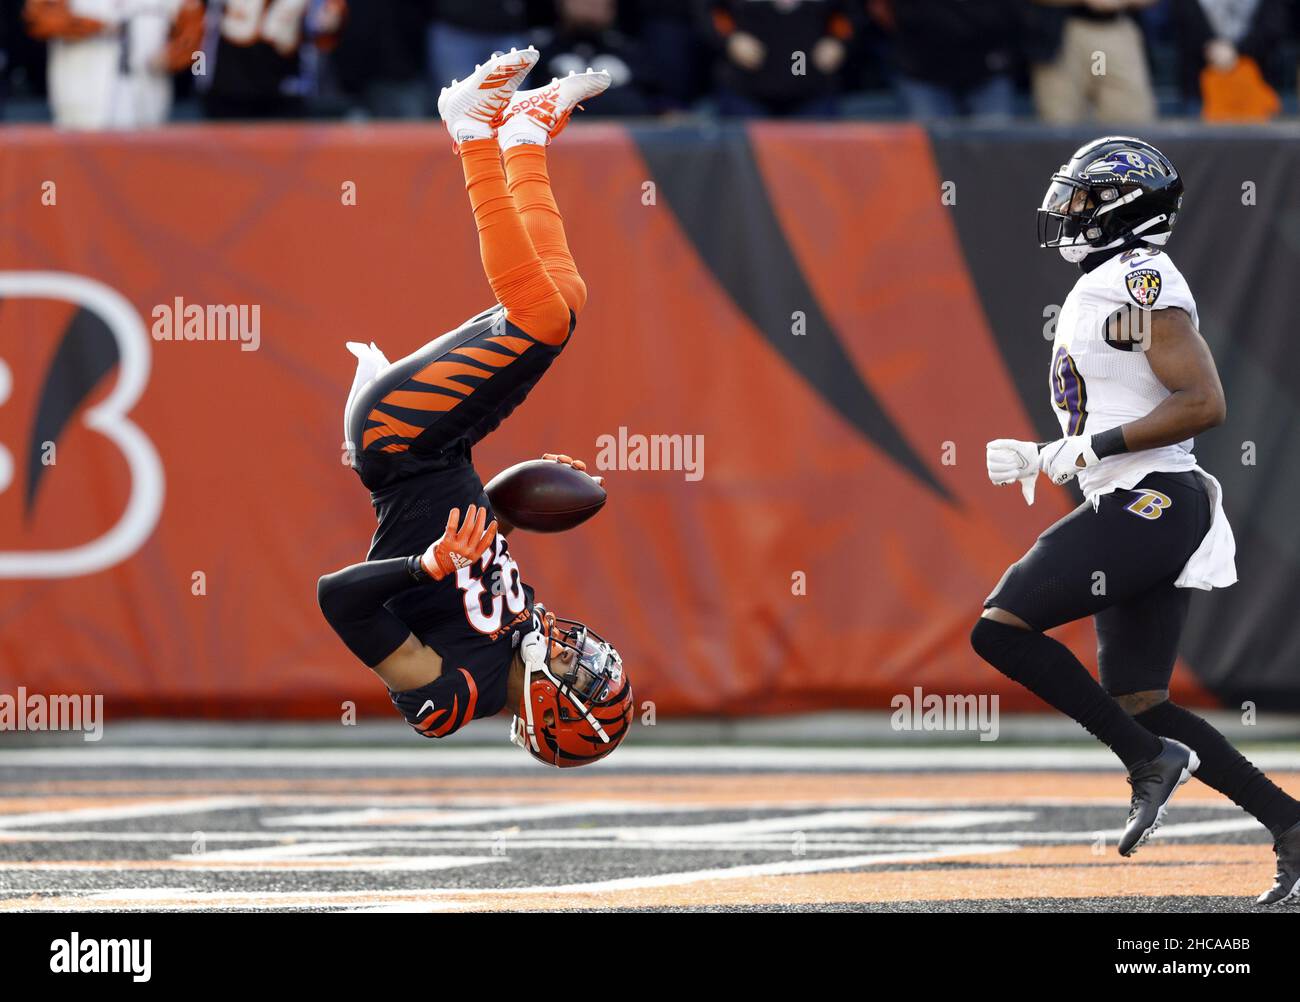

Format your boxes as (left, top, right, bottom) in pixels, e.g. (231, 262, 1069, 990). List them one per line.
(631, 124, 952, 503)
(27, 307, 120, 517)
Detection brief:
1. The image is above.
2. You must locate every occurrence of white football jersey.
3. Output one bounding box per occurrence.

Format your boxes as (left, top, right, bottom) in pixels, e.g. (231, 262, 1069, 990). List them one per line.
(1049, 247, 1200, 499)
(47, 0, 187, 129)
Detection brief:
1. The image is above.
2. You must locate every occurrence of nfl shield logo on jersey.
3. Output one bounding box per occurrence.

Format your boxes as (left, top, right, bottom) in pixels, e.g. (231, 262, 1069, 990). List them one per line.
(1125, 268, 1163, 307)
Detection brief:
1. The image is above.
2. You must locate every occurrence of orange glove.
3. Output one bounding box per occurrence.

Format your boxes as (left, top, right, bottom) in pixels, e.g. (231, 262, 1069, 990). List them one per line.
(419, 504, 498, 581)
(24, 0, 106, 40)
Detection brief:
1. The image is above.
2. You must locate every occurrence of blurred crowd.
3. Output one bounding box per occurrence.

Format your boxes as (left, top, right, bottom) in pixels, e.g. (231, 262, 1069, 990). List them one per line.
(1, 0, 1298, 128)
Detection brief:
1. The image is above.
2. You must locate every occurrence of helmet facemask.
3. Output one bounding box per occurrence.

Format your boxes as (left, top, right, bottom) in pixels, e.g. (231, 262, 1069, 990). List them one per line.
(1038, 175, 1104, 262)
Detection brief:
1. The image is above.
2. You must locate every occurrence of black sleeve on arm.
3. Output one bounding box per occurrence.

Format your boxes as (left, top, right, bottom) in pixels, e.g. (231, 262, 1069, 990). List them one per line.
(317, 556, 430, 668)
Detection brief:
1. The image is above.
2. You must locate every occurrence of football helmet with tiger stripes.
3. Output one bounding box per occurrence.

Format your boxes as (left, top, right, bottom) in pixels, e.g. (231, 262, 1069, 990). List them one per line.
(510, 607, 632, 768)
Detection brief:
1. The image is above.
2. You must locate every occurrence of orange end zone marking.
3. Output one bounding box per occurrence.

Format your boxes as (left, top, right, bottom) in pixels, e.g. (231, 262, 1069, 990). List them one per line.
(388, 843, 1276, 912)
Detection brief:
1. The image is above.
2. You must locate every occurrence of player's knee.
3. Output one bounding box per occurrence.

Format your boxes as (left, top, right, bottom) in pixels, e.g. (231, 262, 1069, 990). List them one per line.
(970, 609, 1036, 662)
(316, 572, 344, 620)
(1112, 689, 1170, 716)
(559, 274, 587, 317)
(969, 618, 997, 661)
(509, 287, 571, 346)
(533, 295, 573, 346)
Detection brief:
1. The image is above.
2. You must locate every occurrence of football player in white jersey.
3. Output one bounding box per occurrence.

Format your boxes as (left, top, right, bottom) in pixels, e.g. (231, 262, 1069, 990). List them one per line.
(973, 137, 1300, 905)
(25, 0, 202, 129)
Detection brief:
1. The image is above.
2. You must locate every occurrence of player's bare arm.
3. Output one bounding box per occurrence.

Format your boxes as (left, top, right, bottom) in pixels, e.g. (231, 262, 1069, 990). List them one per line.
(1032, 307, 1226, 485)
(1108, 307, 1225, 452)
(318, 505, 498, 691)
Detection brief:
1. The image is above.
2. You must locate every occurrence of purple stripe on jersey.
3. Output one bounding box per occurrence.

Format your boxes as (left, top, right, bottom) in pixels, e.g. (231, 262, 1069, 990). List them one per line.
(1051, 346, 1088, 435)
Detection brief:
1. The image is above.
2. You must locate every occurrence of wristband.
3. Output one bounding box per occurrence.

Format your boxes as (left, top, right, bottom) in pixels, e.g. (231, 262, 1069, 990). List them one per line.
(1090, 426, 1128, 460)
(406, 554, 433, 583)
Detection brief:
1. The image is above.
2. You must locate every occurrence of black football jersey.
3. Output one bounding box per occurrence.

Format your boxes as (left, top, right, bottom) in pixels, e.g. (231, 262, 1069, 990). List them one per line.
(370, 462, 534, 722)
(346, 307, 568, 733)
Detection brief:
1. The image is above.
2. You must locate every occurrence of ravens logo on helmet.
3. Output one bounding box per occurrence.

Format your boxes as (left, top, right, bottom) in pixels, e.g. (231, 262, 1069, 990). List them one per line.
(1038, 136, 1184, 264)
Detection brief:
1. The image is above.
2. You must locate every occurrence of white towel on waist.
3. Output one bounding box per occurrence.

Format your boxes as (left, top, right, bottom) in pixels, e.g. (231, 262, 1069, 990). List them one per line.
(1175, 467, 1237, 590)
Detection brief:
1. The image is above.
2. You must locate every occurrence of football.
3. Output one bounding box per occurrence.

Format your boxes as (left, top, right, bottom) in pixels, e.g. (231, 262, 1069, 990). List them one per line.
(485, 459, 607, 533)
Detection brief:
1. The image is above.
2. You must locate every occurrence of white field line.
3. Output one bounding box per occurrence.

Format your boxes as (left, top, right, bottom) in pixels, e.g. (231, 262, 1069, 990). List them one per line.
(166, 840, 494, 867)
(539, 815, 1265, 845)
(0, 796, 260, 828)
(27, 815, 1237, 879)
(0, 804, 1268, 849)
(0, 821, 1258, 852)
(354, 844, 1025, 911)
(261, 800, 698, 828)
(547, 809, 1033, 843)
(0, 853, 499, 873)
(0, 786, 1252, 838)
(0, 844, 1024, 912)
(3, 746, 1300, 771)
(0, 829, 1267, 851)
(263, 806, 1032, 830)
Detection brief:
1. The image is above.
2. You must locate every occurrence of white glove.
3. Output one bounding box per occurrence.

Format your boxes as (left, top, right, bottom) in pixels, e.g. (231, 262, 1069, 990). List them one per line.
(1039, 435, 1099, 486)
(986, 438, 1041, 505)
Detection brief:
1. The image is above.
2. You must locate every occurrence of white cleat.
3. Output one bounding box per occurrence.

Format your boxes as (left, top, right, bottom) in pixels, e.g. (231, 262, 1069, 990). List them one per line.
(498, 68, 612, 145)
(437, 47, 539, 149)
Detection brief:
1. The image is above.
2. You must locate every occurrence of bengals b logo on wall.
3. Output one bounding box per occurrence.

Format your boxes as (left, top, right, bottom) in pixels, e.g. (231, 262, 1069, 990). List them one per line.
(0, 273, 163, 578)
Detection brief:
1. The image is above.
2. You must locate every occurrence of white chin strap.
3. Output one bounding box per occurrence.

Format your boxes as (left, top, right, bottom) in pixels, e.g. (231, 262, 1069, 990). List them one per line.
(1058, 214, 1171, 264)
(509, 626, 550, 754)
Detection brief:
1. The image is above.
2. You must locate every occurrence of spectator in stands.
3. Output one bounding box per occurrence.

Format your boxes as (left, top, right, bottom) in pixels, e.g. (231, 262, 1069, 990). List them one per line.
(1172, 0, 1290, 119)
(2, 0, 55, 116)
(428, 1, 528, 97)
(702, 0, 857, 118)
(531, 0, 654, 115)
(24, 0, 202, 128)
(200, 0, 345, 120)
(336, 0, 428, 119)
(868, 0, 1019, 120)
(1026, 0, 1160, 123)
(626, 0, 705, 112)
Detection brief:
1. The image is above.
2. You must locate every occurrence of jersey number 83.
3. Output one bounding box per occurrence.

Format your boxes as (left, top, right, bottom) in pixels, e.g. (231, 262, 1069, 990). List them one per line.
(457, 536, 527, 635)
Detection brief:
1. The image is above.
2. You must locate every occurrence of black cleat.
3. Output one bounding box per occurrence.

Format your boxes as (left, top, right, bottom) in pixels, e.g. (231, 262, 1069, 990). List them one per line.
(1119, 738, 1199, 857)
(1256, 819, 1300, 906)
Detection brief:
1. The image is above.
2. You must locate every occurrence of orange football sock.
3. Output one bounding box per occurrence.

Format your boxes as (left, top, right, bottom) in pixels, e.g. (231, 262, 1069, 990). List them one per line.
(503, 144, 587, 316)
(459, 138, 569, 345)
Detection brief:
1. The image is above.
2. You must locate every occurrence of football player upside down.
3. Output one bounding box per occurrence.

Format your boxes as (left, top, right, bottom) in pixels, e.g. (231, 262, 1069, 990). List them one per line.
(317, 49, 632, 767)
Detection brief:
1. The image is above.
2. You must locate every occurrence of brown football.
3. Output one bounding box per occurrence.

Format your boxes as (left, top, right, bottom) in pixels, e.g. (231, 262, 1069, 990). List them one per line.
(484, 459, 607, 533)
